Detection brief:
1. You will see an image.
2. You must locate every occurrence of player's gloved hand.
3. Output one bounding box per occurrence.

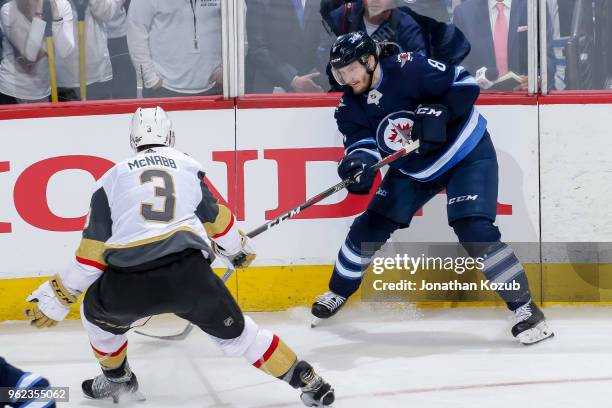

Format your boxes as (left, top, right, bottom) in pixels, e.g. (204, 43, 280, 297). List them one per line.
(411, 104, 449, 155)
(212, 230, 256, 268)
(24, 274, 77, 328)
(338, 151, 378, 195)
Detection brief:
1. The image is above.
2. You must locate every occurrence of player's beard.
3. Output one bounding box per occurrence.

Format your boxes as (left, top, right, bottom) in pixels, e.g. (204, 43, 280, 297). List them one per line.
(351, 71, 374, 95)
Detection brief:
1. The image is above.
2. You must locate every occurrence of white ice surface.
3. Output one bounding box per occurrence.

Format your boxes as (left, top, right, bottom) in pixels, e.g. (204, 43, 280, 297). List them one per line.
(2, 305, 612, 407)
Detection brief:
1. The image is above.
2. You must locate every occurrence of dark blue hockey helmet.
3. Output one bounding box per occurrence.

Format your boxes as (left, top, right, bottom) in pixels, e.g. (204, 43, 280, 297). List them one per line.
(329, 31, 378, 70)
(329, 31, 379, 87)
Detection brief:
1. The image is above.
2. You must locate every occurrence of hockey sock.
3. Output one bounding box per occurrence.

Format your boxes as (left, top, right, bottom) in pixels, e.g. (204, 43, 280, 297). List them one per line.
(213, 316, 298, 380)
(91, 341, 131, 381)
(329, 210, 400, 298)
(480, 242, 532, 310)
(452, 217, 531, 310)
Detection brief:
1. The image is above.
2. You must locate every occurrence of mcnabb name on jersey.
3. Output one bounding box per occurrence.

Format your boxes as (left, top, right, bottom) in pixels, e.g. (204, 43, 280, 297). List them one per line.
(127, 155, 177, 171)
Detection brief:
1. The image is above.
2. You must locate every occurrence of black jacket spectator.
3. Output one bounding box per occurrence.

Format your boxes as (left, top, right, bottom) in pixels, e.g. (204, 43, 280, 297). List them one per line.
(322, 0, 470, 65)
(324, 0, 426, 54)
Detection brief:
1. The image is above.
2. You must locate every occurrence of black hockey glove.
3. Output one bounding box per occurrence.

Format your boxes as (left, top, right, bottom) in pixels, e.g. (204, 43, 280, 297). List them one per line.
(338, 151, 378, 195)
(411, 104, 449, 155)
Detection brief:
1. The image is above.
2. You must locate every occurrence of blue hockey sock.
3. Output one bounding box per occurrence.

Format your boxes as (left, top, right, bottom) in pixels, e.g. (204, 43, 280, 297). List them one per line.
(452, 217, 531, 310)
(329, 211, 400, 298)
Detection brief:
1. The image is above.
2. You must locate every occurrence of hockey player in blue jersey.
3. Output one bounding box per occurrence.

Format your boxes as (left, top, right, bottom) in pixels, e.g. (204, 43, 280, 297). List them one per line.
(311, 31, 553, 345)
(0, 357, 56, 407)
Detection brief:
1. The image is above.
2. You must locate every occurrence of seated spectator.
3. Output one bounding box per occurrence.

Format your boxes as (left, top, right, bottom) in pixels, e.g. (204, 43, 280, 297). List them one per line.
(104, 0, 136, 99)
(127, 0, 222, 98)
(0, 0, 74, 104)
(453, 0, 555, 91)
(56, 0, 125, 101)
(245, 0, 331, 94)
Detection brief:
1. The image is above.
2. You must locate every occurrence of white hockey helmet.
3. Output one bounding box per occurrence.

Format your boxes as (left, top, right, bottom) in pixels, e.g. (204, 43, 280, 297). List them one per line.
(129, 106, 175, 152)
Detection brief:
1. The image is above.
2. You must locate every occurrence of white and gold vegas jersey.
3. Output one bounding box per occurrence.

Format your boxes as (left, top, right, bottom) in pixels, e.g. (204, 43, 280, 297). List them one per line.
(61, 146, 241, 295)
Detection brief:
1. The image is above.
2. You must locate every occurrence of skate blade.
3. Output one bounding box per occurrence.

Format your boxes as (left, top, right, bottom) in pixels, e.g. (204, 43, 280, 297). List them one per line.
(84, 390, 146, 404)
(300, 388, 335, 407)
(310, 317, 322, 328)
(518, 321, 555, 345)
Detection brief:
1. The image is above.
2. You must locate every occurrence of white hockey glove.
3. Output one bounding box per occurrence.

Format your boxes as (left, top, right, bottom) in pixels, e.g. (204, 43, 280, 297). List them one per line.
(212, 230, 256, 268)
(24, 274, 77, 328)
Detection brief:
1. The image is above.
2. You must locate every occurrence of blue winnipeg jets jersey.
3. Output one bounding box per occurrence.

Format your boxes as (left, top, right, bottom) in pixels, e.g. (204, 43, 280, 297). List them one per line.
(335, 52, 487, 182)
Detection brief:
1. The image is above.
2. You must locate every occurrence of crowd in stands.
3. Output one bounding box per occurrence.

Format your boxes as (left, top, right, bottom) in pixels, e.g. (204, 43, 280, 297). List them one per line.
(0, 0, 610, 105)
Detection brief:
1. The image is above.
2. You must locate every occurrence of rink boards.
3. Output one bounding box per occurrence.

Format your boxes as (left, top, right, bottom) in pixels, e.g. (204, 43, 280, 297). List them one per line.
(0, 95, 611, 319)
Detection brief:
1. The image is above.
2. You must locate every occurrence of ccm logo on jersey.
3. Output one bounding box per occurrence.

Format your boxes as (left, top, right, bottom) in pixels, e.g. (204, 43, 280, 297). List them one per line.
(448, 195, 479, 205)
(416, 106, 444, 117)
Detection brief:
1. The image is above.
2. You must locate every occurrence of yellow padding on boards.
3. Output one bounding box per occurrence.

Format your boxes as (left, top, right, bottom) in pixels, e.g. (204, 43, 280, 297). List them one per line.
(0, 268, 236, 321)
(2, 264, 612, 320)
(0, 277, 82, 321)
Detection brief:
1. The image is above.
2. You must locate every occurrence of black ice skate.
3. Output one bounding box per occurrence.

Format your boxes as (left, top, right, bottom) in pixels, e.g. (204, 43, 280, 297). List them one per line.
(82, 371, 145, 404)
(293, 361, 335, 407)
(311, 291, 347, 327)
(511, 301, 554, 345)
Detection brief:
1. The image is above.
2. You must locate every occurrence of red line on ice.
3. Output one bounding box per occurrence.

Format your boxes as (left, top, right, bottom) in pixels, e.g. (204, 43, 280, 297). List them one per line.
(255, 376, 612, 407)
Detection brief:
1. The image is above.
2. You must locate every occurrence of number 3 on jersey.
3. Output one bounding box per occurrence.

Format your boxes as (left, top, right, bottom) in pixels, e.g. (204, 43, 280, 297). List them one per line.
(140, 169, 176, 222)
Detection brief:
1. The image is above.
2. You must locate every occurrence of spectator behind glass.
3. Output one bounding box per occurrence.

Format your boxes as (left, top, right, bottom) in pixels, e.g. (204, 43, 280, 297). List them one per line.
(127, 0, 222, 98)
(403, 0, 450, 22)
(321, 0, 471, 90)
(245, 0, 331, 94)
(324, 0, 426, 53)
(56, 0, 125, 101)
(453, 0, 555, 91)
(104, 0, 136, 99)
(0, 0, 74, 104)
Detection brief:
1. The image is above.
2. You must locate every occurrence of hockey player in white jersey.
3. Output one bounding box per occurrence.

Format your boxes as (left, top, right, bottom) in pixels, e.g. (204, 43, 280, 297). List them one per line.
(23, 107, 335, 407)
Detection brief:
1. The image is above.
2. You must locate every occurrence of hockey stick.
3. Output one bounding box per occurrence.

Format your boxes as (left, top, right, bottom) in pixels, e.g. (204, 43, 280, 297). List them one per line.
(136, 139, 420, 341)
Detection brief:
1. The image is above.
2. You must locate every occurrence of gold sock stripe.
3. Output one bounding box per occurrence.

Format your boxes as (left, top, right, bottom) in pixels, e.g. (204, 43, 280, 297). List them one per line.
(253, 335, 298, 378)
(50, 274, 77, 306)
(92, 341, 128, 370)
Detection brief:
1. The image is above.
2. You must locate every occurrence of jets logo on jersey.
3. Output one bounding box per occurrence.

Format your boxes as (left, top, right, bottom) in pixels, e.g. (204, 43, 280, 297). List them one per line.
(376, 110, 415, 155)
(397, 52, 413, 67)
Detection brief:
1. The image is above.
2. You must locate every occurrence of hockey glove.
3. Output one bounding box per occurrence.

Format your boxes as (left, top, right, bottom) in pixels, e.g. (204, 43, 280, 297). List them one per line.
(212, 230, 256, 269)
(411, 104, 449, 155)
(338, 151, 378, 195)
(24, 274, 77, 328)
